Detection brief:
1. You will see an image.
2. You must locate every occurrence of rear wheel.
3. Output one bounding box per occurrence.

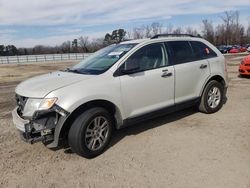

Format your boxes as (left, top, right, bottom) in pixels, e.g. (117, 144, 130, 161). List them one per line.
(199, 80, 224, 114)
(68, 107, 113, 158)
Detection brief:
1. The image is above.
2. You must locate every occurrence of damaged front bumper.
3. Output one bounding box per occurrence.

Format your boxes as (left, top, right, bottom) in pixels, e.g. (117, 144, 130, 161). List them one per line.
(12, 105, 69, 146)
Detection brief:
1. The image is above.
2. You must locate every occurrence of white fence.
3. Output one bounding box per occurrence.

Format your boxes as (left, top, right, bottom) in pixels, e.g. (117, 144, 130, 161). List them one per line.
(0, 53, 91, 64)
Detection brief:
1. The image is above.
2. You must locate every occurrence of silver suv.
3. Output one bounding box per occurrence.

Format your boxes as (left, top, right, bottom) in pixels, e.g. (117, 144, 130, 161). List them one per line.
(12, 34, 228, 158)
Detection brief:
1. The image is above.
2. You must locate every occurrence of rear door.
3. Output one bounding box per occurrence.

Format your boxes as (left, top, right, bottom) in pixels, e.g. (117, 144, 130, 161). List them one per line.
(166, 41, 211, 103)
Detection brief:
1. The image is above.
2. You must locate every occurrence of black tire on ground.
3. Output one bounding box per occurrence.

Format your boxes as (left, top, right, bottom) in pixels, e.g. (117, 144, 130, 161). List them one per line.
(198, 80, 224, 114)
(68, 107, 114, 158)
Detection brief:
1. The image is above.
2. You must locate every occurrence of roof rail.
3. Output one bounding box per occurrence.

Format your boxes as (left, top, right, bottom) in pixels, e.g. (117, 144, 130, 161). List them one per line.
(151, 34, 196, 39)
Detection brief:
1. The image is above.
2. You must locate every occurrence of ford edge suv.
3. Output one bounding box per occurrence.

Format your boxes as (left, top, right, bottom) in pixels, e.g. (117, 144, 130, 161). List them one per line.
(12, 34, 228, 158)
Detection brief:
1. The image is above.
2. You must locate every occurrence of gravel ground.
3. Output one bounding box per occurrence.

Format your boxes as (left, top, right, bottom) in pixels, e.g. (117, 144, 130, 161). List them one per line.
(0, 58, 250, 188)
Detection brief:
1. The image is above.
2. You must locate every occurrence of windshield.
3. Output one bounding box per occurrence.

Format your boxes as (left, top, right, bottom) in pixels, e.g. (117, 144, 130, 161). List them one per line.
(67, 43, 137, 75)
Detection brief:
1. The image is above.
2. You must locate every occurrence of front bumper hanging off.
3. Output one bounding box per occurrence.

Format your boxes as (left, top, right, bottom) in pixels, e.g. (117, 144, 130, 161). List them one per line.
(12, 106, 69, 146)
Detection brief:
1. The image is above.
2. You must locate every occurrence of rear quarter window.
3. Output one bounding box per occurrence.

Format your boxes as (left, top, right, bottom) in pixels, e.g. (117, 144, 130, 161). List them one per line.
(190, 41, 217, 60)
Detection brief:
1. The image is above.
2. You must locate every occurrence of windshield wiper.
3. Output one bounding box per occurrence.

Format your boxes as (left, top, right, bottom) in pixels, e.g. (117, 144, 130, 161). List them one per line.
(63, 68, 82, 74)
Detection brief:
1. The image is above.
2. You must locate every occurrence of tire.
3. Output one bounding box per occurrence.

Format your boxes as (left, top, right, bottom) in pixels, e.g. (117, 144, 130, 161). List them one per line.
(198, 80, 224, 114)
(68, 107, 113, 158)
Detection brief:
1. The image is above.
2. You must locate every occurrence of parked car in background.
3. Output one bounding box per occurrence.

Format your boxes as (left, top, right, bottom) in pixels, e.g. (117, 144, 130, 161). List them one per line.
(239, 55, 250, 77)
(239, 46, 247, 52)
(226, 45, 233, 52)
(243, 44, 250, 48)
(217, 45, 228, 54)
(229, 48, 239, 53)
(247, 47, 250, 53)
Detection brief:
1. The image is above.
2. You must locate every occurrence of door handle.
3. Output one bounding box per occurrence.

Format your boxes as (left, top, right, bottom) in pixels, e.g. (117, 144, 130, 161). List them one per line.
(200, 64, 207, 69)
(161, 71, 173, 78)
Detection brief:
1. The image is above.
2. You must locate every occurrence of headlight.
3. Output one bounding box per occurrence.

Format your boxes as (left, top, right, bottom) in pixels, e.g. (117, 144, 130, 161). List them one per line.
(22, 98, 57, 117)
(39, 98, 57, 110)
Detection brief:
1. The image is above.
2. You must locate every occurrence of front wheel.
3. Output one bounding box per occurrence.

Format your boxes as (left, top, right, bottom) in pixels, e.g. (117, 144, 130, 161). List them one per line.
(198, 80, 224, 114)
(68, 107, 113, 158)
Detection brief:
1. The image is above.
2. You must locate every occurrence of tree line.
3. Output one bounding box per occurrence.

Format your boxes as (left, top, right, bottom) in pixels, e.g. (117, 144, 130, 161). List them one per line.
(1, 11, 250, 56)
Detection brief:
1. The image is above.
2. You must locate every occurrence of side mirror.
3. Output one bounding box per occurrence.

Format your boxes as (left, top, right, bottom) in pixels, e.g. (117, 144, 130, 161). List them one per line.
(121, 60, 140, 74)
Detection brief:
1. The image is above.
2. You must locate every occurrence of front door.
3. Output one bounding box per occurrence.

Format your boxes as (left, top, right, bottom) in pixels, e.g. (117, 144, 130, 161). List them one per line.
(119, 43, 175, 118)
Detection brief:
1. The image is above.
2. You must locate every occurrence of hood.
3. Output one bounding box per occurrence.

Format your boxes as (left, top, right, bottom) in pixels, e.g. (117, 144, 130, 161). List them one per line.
(16, 71, 94, 98)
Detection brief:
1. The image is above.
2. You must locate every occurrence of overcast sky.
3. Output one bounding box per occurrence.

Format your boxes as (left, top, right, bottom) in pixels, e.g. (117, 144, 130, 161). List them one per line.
(0, 0, 250, 48)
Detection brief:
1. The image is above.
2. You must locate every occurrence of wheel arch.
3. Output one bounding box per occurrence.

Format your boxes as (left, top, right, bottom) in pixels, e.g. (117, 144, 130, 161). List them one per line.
(200, 75, 226, 97)
(60, 99, 123, 138)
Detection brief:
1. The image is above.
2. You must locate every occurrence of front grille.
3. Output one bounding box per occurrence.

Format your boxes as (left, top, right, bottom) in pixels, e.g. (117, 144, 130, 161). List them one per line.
(15, 94, 28, 115)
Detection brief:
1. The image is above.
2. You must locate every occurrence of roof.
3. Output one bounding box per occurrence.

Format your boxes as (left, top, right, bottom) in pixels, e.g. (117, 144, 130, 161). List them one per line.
(121, 34, 201, 44)
(120, 39, 149, 44)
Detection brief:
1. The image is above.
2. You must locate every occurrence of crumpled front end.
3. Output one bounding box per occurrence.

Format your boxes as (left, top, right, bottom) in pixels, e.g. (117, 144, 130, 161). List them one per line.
(12, 94, 69, 146)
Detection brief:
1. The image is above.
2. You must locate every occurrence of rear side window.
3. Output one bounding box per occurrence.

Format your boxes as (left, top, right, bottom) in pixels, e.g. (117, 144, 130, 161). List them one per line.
(166, 41, 194, 64)
(190, 41, 217, 60)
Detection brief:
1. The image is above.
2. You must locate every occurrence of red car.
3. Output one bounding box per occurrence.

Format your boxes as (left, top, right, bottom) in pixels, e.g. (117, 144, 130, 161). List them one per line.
(239, 55, 250, 76)
(229, 48, 239, 53)
(239, 47, 247, 52)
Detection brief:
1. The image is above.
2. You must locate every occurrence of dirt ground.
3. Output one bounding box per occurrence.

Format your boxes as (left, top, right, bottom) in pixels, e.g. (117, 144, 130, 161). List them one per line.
(0, 58, 250, 188)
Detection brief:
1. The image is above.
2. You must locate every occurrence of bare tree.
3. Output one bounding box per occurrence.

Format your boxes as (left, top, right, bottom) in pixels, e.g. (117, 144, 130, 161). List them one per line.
(143, 25, 153, 38)
(126, 31, 133, 39)
(133, 27, 144, 39)
(172, 27, 183, 34)
(89, 38, 105, 52)
(220, 11, 239, 44)
(221, 11, 233, 44)
(219, 10, 246, 45)
(247, 23, 250, 37)
(61, 41, 71, 53)
(79, 36, 89, 52)
(215, 24, 226, 45)
(151, 22, 163, 36)
(201, 19, 214, 44)
(246, 23, 250, 43)
(185, 26, 198, 36)
(165, 24, 173, 34)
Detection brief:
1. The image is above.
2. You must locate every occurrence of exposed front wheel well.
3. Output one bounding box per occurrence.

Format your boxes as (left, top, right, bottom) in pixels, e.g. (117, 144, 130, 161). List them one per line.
(59, 100, 120, 142)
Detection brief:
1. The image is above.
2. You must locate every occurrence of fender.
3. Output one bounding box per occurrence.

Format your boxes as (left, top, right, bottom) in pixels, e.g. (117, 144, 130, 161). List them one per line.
(199, 73, 226, 97)
(46, 99, 124, 148)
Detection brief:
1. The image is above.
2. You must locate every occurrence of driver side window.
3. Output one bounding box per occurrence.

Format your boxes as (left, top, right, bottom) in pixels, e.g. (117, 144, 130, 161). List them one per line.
(125, 43, 167, 72)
